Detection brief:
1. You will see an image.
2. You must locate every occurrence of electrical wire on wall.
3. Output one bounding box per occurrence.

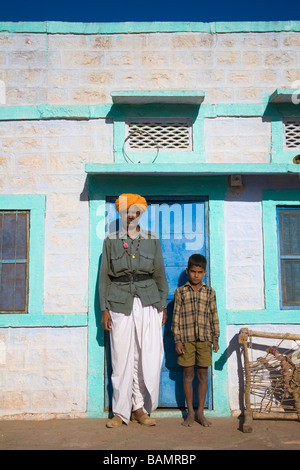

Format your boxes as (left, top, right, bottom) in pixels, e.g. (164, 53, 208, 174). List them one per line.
(122, 129, 159, 164)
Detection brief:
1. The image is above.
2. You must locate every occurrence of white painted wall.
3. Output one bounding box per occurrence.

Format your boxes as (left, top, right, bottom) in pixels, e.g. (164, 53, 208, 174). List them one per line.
(0, 327, 87, 418)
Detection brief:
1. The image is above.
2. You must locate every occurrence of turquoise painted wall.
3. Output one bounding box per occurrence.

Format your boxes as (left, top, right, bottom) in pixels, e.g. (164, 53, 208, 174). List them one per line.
(1, 20, 300, 34)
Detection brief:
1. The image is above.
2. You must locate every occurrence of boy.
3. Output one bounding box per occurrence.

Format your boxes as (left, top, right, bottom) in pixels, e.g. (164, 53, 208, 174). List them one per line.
(171, 254, 220, 427)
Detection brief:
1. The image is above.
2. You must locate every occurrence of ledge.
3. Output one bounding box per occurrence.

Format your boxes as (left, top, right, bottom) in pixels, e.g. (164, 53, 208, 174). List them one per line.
(269, 88, 300, 104)
(85, 163, 300, 176)
(1, 21, 300, 34)
(110, 90, 205, 105)
(0, 313, 88, 328)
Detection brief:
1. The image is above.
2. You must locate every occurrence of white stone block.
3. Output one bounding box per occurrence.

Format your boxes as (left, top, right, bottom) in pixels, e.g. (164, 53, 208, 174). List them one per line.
(0, 327, 87, 417)
(205, 117, 271, 162)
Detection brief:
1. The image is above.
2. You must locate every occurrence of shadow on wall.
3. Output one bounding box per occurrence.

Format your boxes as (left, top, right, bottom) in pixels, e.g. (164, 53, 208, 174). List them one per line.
(215, 334, 245, 413)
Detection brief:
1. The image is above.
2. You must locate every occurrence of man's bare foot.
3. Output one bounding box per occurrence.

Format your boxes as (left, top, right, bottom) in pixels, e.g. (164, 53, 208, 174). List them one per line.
(182, 411, 195, 427)
(196, 412, 212, 427)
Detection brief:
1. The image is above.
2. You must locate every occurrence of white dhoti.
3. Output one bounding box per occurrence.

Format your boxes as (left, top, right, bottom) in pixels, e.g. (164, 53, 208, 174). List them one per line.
(109, 297, 164, 424)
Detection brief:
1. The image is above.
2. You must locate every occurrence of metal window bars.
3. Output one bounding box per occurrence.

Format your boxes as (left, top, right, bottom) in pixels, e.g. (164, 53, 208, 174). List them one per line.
(125, 118, 193, 151)
(0, 210, 30, 313)
(284, 119, 300, 149)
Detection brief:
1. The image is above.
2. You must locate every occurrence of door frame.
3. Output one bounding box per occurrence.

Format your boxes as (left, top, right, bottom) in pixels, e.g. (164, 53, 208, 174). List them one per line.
(86, 173, 230, 418)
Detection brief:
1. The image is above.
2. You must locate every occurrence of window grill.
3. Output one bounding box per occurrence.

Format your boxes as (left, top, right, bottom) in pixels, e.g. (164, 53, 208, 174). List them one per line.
(0, 210, 30, 313)
(125, 118, 193, 151)
(277, 207, 300, 307)
(284, 119, 300, 149)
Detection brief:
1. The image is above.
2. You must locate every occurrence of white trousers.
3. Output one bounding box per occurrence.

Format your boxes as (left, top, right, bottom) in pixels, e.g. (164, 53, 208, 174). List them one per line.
(109, 297, 164, 424)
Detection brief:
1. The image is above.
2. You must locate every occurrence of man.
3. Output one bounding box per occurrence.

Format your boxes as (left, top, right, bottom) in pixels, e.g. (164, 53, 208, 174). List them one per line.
(99, 193, 168, 428)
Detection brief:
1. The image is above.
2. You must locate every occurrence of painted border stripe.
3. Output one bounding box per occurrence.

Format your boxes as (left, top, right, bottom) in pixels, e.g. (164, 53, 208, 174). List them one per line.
(0, 20, 300, 34)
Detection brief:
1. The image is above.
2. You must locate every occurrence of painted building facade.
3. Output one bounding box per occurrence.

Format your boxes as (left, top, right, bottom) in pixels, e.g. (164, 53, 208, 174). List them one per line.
(0, 20, 299, 419)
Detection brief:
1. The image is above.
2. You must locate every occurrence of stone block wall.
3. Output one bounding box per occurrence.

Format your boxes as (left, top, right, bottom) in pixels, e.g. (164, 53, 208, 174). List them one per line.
(204, 117, 271, 163)
(0, 327, 87, 418)
(0, 118, 113, 313)
(0, 30, 299, 106)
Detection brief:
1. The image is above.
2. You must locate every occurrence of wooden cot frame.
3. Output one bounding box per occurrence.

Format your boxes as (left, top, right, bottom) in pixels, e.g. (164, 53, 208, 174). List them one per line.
(238, 328, 300, 433)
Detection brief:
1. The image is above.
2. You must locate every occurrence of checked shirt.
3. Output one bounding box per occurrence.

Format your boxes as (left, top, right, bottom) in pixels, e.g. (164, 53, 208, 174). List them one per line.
(171, 282, 220, 344)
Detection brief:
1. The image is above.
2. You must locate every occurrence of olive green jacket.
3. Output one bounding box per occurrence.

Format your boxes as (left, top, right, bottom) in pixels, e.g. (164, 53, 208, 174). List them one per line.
(99, 228, 169, 315)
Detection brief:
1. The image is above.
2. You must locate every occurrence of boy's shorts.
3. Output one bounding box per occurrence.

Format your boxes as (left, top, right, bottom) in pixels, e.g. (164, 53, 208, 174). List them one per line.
(177, 340, 212, 367)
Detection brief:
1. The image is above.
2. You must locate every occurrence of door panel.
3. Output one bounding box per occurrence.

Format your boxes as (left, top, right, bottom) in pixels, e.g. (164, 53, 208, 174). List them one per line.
(104, 196, 212, 410)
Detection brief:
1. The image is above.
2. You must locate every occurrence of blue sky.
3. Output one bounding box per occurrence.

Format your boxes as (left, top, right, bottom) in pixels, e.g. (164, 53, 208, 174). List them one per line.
(0, 0, 299, 23)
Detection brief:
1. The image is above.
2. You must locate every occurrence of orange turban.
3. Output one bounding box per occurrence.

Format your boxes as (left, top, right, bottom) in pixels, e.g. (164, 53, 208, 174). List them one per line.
(115, 193, 147, 213)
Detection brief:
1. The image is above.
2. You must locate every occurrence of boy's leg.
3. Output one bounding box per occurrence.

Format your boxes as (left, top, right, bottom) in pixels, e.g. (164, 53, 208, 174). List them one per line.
(196, 366, 211, 427)
(195, 341, 212, 427)
(182, 366, 195, 426)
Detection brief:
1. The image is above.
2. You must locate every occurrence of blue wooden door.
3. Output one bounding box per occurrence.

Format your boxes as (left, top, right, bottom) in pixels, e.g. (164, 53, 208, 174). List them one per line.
(104, 197, 212, 410)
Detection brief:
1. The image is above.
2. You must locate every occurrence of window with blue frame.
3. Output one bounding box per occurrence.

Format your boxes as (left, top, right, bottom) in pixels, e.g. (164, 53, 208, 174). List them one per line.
(277, 207, 300, 308)
(0, 211, 30, 313)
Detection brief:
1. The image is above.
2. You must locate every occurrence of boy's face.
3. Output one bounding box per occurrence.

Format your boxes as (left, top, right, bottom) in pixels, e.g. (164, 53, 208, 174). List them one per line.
(186, 265, 207, 285)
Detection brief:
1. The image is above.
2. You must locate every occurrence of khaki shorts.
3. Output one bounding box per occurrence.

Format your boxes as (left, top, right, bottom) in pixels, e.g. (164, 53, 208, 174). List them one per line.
(177, 341, 212, 367)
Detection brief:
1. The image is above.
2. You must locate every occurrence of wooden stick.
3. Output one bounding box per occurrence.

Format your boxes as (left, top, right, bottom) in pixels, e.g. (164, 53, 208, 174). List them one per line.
(247, 330, 300, 341)
(242, 339, 253, 432)
(253, 412, 299, 420)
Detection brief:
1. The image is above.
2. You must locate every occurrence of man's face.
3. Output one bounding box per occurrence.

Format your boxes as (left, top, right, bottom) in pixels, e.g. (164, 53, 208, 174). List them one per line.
(120, 208, 141, 230)
(186, 265, 207, 285)
(126, 209, 141, 228)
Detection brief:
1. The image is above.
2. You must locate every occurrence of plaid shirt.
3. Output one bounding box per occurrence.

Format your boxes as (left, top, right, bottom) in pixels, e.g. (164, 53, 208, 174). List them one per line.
(171, 282, 220, 343)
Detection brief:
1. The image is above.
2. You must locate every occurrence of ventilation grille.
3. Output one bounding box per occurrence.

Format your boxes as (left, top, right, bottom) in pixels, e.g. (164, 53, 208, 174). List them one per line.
(284, 120, 300, 148)
(126, 119, 193, 151)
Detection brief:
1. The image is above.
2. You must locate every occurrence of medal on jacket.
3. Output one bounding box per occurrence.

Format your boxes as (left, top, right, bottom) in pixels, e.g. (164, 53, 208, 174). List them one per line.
(123, 239, 140, 259)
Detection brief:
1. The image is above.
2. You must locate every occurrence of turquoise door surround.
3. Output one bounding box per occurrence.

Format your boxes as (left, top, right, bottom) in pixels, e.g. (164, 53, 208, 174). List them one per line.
(87, 173, 230, 418)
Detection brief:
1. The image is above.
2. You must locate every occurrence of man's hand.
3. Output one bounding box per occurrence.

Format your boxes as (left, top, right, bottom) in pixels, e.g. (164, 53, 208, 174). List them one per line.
(101, 310, 112, 331)
(162, 307, 167, 326)
(175, 341, 185, 355)
(213, 340, 219, 353)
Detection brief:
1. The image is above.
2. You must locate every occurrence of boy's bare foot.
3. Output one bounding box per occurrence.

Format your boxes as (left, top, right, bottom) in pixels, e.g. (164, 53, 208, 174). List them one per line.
(196, 412, 212, 427)
(182, 411, 195, 427)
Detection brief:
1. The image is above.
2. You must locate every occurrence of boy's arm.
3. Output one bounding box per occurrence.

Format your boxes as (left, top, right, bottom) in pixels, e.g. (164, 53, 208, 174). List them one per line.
(175, 341, 185, 355)
(210, 288, 220, 343)
(171, 289, 182, 344)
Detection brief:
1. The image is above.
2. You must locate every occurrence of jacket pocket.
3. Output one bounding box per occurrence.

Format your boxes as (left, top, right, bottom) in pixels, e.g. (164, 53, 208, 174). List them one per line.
(110, 251, 128, 275)
(135, 279, 161, 306)
(107, 282, 128, 304)
(139, 249, 155, 272)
